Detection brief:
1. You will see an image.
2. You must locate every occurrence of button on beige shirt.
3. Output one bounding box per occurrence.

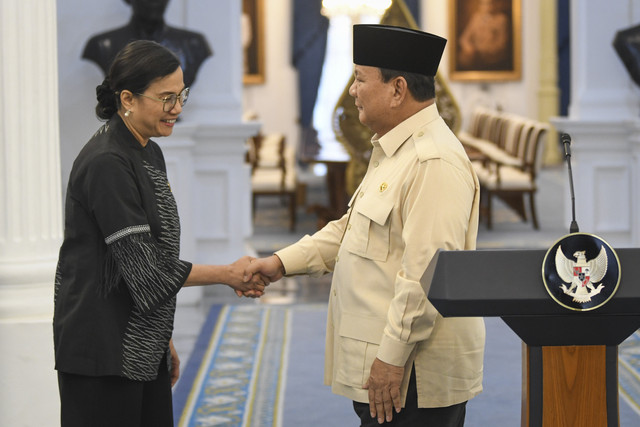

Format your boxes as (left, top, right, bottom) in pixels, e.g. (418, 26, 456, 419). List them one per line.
(276, 103, 485, 408)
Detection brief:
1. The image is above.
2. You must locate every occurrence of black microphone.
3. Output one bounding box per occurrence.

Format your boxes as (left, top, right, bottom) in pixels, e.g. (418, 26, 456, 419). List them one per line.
(561, 133, 579, 233)
(562, 133, 571, 157)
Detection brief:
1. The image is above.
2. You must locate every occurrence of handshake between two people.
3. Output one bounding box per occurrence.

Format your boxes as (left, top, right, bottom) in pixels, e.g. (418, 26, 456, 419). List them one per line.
(230, 255, 285, 298)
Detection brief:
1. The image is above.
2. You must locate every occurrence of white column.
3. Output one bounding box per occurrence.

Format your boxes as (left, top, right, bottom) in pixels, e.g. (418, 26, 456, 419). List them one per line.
(181, 0, 245, 124)
(163, 120, 259, 307)
(0, 0, 62, 425)
(164, 0, 260, 307)
(567, 1, 639, 120)
(553, 0, 640, 247)
(181, 0, 260, 258)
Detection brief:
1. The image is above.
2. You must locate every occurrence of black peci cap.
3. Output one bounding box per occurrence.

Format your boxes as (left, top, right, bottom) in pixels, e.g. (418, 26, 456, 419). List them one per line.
(353, 24, 446, 76)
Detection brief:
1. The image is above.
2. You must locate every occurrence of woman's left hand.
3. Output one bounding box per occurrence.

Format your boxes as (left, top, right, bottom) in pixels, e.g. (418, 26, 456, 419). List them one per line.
(169, 339, 180, 387)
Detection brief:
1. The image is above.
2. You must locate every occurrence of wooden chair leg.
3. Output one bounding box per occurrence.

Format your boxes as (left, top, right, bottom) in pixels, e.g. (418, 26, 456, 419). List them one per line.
(500, 193, 528, 223)
(486, 191, 493, 230)
(529, 191, 539, 230)
(252, 194, 257, 220)
(289, 192, 297, 232)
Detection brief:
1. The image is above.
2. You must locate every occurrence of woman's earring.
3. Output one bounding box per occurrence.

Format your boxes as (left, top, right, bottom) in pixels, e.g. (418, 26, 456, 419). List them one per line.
(124, 110, 131, 117)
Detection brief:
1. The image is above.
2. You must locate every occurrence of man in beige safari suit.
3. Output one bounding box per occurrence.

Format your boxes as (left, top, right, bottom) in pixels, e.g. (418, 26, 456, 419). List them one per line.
(245, 24, 485, 426)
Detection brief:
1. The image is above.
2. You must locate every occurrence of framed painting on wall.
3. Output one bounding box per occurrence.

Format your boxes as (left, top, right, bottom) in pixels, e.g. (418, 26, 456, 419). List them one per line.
(448, 0, 521, 81)
(242, 0, 265, 84)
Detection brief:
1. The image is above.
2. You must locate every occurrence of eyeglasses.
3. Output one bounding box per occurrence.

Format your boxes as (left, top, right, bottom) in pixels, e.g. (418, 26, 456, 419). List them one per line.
(136, 87, 190, 112)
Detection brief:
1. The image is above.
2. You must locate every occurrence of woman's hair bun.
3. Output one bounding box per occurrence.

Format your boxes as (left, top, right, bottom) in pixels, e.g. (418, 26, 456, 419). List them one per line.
(95, 78, 118, 120)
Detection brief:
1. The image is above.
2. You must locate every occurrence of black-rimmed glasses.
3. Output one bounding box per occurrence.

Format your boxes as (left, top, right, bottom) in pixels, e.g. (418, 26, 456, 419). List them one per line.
(136, 87, 190, 112)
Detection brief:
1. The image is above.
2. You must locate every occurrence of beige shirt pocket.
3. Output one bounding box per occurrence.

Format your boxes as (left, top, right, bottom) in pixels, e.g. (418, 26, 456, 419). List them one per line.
(344, 194, 393, 261)
(334, 337, 368, 388)
(335, 314, 386, 388)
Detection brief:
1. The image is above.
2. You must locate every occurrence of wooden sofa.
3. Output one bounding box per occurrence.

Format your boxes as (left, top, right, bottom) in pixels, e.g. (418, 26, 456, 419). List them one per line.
(458, 107, 550, 229)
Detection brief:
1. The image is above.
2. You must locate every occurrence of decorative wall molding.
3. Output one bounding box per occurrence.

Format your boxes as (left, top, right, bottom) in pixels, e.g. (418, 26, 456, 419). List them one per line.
(553, 117, 637, 247)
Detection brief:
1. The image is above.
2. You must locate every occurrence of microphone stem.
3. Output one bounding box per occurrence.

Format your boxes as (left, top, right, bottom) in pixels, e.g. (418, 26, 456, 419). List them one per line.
(565, 151, 579, 233)
(567, 161, 575, 220)
(561, 134, 579, 234)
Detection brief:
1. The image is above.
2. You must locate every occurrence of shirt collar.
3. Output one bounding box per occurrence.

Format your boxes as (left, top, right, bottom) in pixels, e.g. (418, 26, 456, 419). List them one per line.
(110, 113, 149, 151)
(372, 102, 440, 157)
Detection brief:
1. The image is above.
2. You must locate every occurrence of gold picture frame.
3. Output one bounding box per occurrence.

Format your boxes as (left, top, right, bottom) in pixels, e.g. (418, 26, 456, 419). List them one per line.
(448, 0, 521, 81)
(243, 0, 265, 85)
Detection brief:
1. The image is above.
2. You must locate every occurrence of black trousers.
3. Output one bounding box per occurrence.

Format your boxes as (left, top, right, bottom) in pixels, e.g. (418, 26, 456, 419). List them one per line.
(57, 357, 173, 427)
(353, 367, 466, 426)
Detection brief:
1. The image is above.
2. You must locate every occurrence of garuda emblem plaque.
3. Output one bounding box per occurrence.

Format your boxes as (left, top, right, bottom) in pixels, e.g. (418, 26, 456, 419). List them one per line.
(542, 233, 621, 311)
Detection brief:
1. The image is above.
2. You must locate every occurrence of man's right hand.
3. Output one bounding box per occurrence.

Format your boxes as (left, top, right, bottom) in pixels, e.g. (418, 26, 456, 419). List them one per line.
(246, 255, 285, 281)
(236, 255, 286, 298)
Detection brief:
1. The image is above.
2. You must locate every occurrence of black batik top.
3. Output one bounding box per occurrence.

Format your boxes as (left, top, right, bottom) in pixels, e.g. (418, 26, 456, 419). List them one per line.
(53, 114, 192, 381)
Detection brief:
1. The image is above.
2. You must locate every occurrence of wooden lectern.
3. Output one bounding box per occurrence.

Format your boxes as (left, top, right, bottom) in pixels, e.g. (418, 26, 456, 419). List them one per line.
(424, 248, 640, 427)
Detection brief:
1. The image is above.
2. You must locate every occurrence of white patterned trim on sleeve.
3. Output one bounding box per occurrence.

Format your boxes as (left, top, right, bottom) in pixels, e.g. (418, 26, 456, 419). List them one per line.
(105, 224, 151, 245)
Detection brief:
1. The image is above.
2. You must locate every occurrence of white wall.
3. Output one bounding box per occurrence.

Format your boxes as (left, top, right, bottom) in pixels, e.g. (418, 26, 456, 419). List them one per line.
(57, 0, 241, 190)
(241, 0, 544, 152)
(552, 0, 640, 247)
(242, 0, 299, 150)
(57, 0, 129, 190)
(56, 0, 187, 190)
(58, 0, 544, 177)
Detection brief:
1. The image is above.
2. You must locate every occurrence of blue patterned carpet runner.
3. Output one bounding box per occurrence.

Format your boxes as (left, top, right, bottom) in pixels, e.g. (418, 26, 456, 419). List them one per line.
(620, 330, 640, 415)
(174, 305, 290, 426)
(175, 305, 640, 426)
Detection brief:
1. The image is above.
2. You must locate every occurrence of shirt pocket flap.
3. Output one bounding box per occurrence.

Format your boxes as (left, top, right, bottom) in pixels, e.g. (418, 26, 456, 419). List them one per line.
(355, 195, 393, 226)
(339, 313, 387, 344)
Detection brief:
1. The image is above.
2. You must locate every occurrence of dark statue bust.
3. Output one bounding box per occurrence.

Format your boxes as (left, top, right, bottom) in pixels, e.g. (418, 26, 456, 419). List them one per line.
(614, 23, 640, 88)
(82, 0, 213, 87)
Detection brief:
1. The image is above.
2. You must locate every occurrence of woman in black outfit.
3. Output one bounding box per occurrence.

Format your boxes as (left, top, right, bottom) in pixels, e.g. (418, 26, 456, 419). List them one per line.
(54, 40, 266, 426)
